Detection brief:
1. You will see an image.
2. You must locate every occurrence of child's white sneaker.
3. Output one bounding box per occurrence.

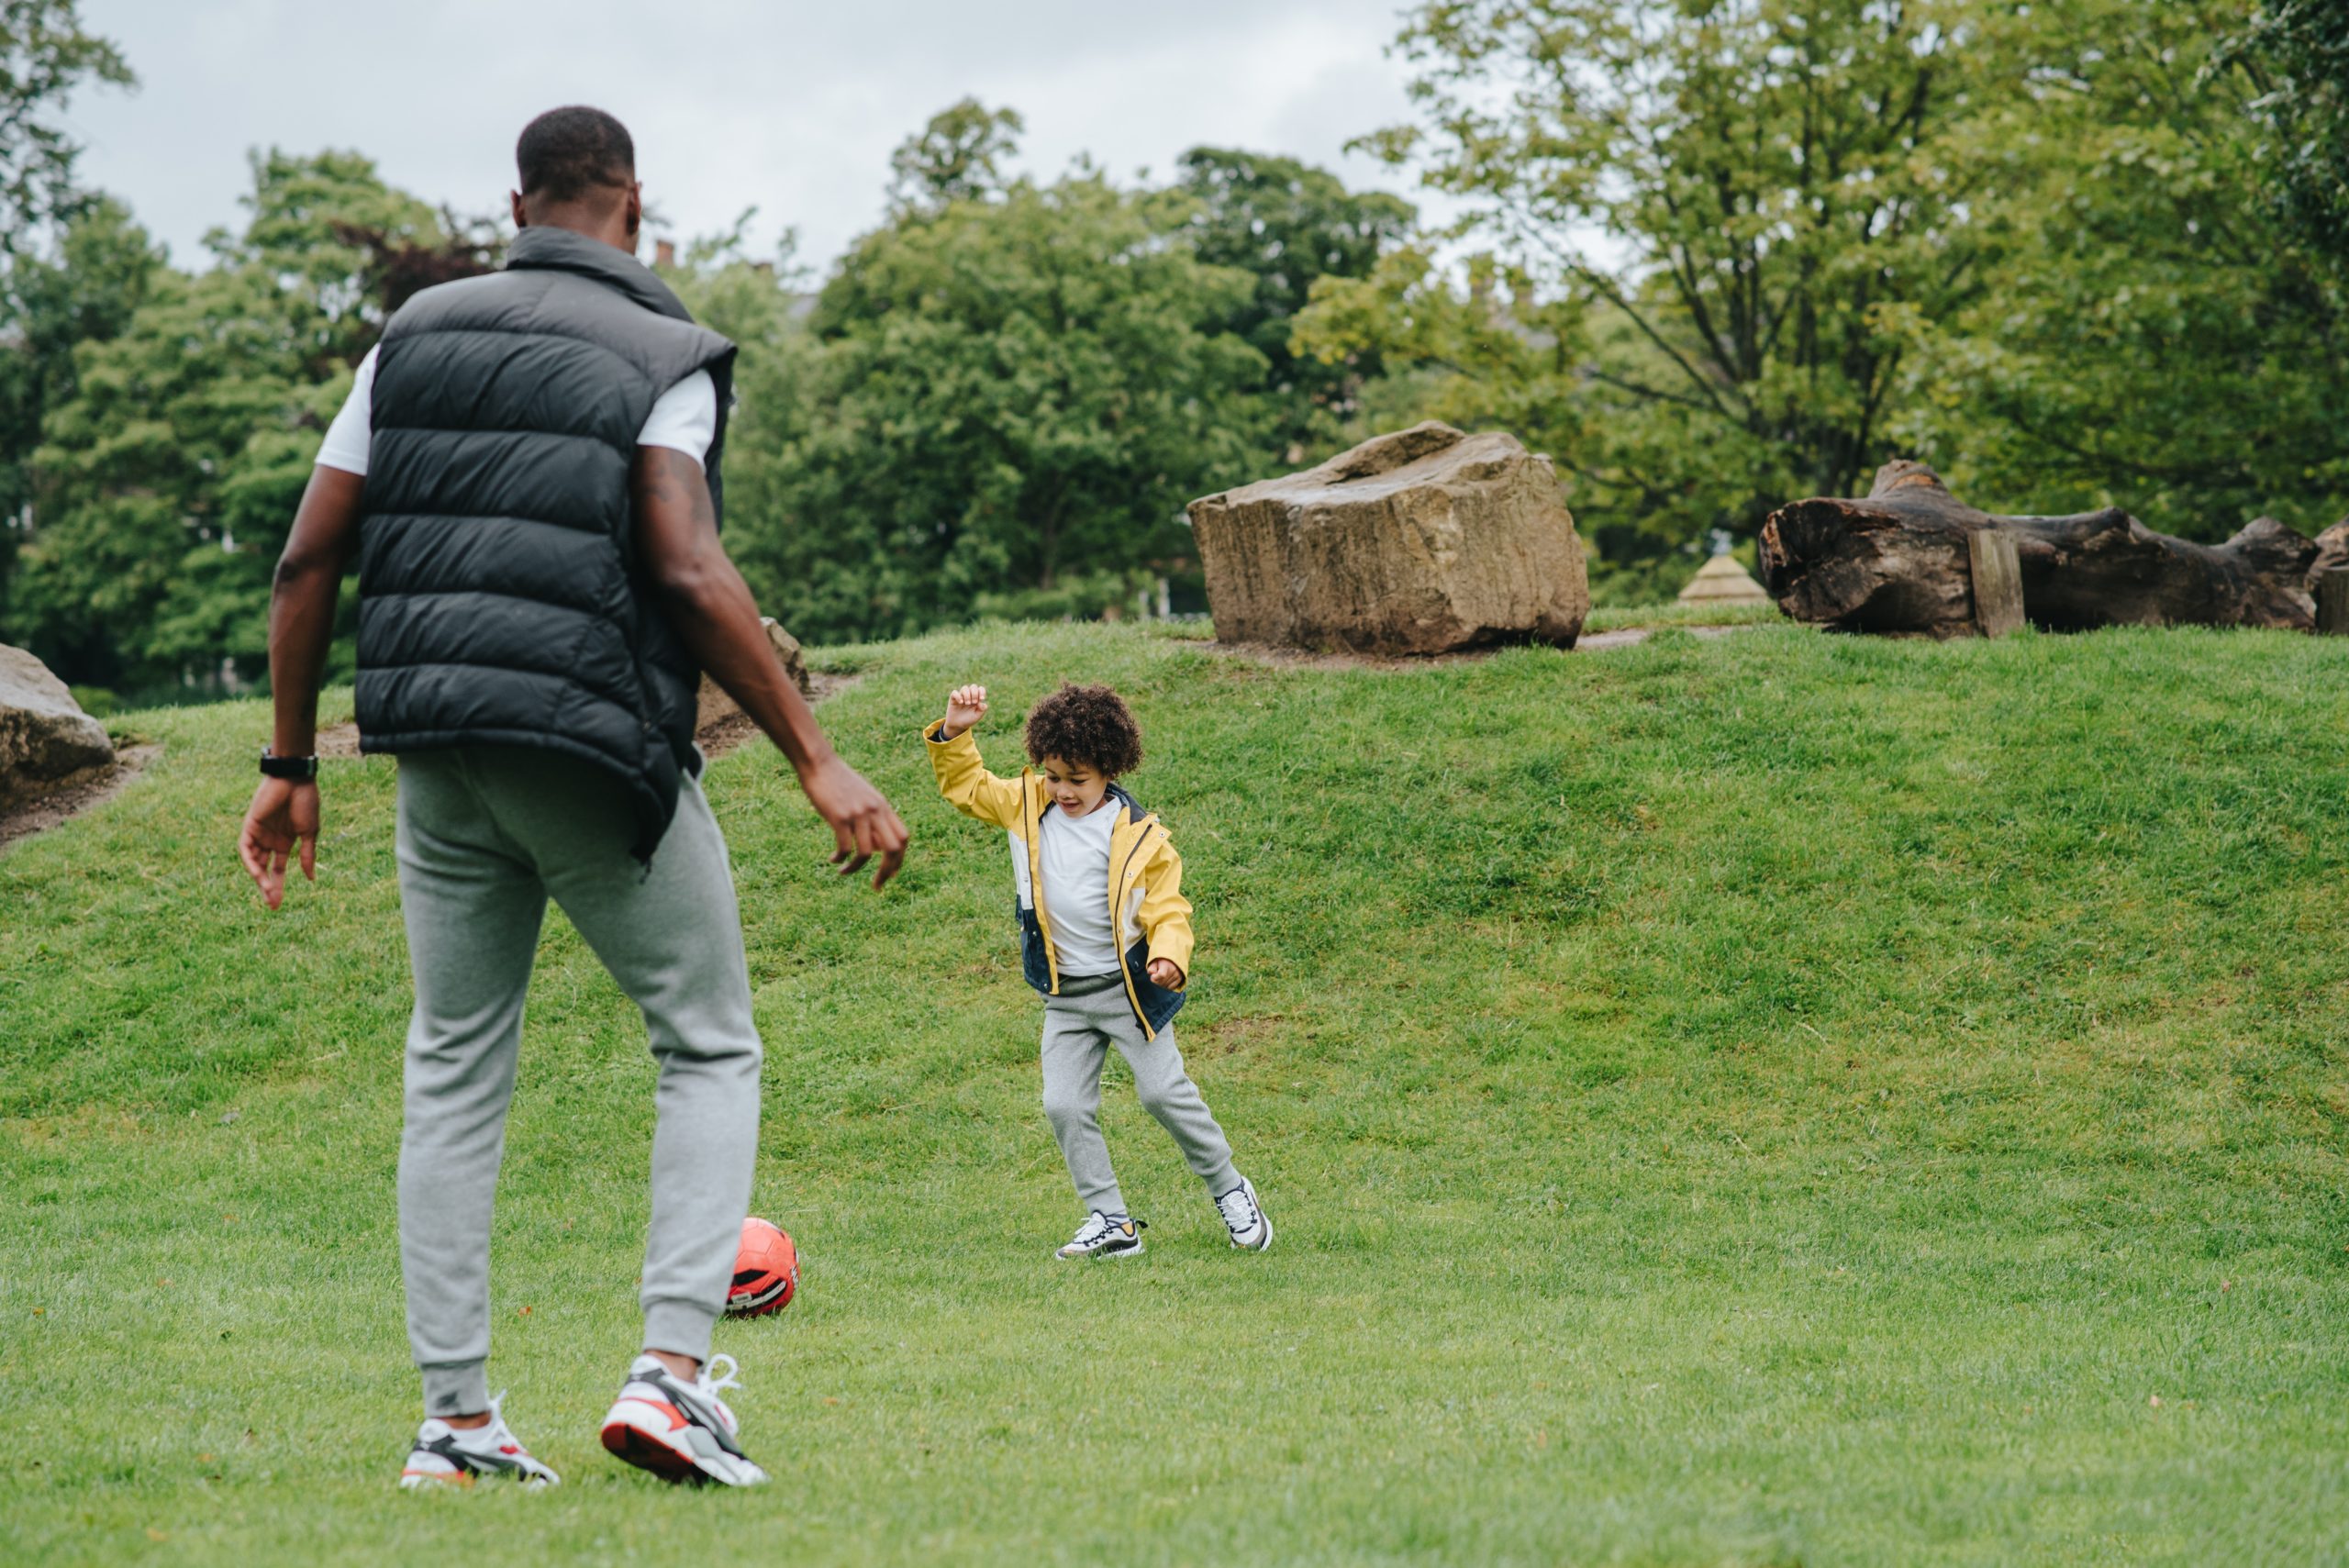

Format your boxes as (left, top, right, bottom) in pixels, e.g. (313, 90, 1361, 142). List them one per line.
(398, 1393, 560, 1488)
(599, 1352, 770, 1486)
(1056, 1209, 1147, 1260)
(1217, 1176, 1272, 1251)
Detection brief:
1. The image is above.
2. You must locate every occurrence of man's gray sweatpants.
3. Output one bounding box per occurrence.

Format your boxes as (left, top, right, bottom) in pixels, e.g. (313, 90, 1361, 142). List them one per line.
(395, 747, 762, 1418)
(1041, 973, 1237, 1218)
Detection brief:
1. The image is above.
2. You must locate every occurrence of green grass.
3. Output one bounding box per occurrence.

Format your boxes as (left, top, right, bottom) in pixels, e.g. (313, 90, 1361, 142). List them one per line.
(1584, 599, 1787, 632)
(6, 620, 2348, 1565)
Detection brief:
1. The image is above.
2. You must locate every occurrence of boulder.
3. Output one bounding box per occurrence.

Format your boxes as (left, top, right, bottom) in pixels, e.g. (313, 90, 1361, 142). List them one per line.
(1186, 421, 1589, 654)
(0, 643, 113, 796)
(695, 617, 814, 730)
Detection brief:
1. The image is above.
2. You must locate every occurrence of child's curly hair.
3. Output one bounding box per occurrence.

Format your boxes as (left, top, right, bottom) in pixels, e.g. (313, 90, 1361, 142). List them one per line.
(1025, 683, 1144, 777)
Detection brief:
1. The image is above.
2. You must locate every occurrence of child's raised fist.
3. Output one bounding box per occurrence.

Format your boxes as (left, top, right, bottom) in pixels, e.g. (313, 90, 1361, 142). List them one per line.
(942, 684, 989, 739)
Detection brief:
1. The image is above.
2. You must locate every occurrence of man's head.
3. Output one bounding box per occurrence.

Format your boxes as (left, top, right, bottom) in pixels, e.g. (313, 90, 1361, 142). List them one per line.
(510, 106, 640, 252)
(1026, 684, 1143, 817)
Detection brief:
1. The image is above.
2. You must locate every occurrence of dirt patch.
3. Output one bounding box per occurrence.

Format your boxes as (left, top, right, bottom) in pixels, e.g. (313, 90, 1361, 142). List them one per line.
(0, 742, 162, 851)
(1205, 622, 1760, 670)
(697, 670, 865, 761)
(1187, 1013, 1289, 1058)
(305, 672, 863, 769)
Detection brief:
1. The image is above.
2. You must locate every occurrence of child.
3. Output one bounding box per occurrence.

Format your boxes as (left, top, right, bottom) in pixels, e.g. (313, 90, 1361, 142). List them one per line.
(925, 680, 1270, 1260)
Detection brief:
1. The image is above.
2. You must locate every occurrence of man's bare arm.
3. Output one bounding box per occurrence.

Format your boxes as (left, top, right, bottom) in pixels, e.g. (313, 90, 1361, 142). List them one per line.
(632, 445, 907, 886)
(239, 463, 364, 907)
(269, 464, 366, 755)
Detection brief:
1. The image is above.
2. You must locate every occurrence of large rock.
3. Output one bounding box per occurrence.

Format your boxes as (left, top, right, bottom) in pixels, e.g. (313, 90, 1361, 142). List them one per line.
(1186, 421, 1588, 654)
(0, 643, 113, 796)
(695, 617, 814, 730)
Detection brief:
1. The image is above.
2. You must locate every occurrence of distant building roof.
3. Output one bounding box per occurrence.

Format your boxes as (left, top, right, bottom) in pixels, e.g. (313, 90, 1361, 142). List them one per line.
(1678, 554, 1771, 604)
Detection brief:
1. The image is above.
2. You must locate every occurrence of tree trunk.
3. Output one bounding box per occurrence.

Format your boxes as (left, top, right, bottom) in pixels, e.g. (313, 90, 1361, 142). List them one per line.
(1759, 461, 2324, 637)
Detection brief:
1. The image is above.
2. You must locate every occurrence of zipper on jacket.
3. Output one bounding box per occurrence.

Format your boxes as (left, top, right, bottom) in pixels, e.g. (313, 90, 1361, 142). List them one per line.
(1027, 776, 1061, 993)
(1109, 814, 1160, 1036)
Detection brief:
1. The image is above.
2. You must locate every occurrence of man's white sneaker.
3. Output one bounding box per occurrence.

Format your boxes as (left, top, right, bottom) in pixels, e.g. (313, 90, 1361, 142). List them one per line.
(1056, 1209, 1147, 1260)
(398, 1393, 560, 1488)
(1217, 1176, 1272, 1251)
(600, 1353, 770, 1486)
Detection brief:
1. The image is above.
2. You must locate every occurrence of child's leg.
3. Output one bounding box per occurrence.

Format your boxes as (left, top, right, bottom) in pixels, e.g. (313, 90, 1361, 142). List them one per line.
(1041, 997, 1125, 1215)
(1105, 1006, 1241, 1199)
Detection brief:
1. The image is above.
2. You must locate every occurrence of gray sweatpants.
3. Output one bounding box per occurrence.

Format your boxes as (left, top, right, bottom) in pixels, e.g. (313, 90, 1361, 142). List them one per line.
(1041, 973, 1238, 1218)
(394, 747, 763, 1418)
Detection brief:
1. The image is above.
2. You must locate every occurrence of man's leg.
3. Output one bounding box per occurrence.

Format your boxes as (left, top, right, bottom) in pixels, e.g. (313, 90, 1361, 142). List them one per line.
(1041, 992, 1123, 1217)
(394, 752, 549, 1420)
(478, 753, 763, 1373)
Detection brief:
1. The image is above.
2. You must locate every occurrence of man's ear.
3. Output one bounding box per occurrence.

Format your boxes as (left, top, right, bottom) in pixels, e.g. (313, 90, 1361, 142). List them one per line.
(625, 183, 642, 239)
(509, 189, 528, 229)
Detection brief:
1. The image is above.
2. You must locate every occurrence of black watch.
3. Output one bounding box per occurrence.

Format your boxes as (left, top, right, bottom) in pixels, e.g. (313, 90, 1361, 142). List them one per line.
(260, 747, 319, 781)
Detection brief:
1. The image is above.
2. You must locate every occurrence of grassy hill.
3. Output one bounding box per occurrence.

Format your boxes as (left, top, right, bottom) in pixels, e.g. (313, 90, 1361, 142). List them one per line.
(6, 618, 2347, 1565)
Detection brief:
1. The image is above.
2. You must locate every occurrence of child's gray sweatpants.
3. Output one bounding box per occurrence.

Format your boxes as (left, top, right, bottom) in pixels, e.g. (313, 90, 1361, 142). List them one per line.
(394, 746, 763, 1418)
(1041, 973, 1238, 1218)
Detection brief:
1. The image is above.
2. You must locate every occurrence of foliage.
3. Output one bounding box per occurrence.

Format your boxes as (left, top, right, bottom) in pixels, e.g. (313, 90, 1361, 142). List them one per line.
(0, 0, 133, 253)
(6, 151, 462, 689)
(888, 97, 1026, 212)
(9, 622, 2349, 1562)
(1308, 0, 2349, 566)
(1174, 147, 1414, 456)
(1887, 0, 2349, 534)
(1306, 0, 2001, 569)
(720, 133, 1270, 643)
(2216, 0, 2349, 266)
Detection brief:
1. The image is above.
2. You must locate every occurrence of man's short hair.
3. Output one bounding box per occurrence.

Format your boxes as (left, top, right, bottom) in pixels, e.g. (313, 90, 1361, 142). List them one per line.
(517, 106, 635, 204)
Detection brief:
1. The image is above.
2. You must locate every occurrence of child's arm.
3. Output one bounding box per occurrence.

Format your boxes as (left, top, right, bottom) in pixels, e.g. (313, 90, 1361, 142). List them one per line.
(1136, 836, 1195, 990)
(924, 684, 1024, 829)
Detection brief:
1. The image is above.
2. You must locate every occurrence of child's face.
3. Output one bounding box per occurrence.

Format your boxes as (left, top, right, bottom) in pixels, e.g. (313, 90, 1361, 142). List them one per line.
(1038, 756, 1112, 817)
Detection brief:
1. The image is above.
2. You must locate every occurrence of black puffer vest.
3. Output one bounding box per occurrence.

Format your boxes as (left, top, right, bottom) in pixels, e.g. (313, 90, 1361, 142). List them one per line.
(355, 226, 737, 861)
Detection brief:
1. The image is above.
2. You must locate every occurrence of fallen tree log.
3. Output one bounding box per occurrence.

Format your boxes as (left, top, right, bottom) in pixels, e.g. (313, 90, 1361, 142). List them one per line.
(1759, 461, 2323, 637)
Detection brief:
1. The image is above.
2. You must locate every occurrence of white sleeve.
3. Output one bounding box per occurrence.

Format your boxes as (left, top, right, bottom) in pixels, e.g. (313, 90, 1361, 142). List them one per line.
(636, 369, 718, 466)
(315, 345, 377, 476)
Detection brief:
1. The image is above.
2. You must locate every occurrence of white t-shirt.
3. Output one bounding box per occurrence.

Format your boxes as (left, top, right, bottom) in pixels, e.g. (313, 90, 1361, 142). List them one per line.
(313, 345, 718, 477)
(1040, 801, 1122, 975)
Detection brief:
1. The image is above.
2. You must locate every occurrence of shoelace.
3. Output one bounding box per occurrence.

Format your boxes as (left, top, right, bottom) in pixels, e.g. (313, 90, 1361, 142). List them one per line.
(1218, 1186, 1260, 1235)
(1071, 1211, 1113, 1245)
(698, 1354, 744, 1404)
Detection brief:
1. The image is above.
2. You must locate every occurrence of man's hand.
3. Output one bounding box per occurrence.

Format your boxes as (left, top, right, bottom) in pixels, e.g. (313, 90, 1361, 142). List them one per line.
(1147, 957, 1185, 990)
(941, 684, 988, 740)
(239, 776, 320, 910)
(798, 753, 909, 889)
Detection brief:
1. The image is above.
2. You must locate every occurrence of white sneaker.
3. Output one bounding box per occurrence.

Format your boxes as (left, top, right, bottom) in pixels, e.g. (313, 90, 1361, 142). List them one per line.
(1217, 1177, 1272, 1251)
(1055, 1209, 1147, 1260)
(398, 1393, 561, 1488)
(600, 1353, 770, 1486)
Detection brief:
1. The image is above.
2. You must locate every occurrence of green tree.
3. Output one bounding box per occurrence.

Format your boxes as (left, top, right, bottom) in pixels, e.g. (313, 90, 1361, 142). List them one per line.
(1309, 0, 2001, 568)
(727, 161, 1267, 642)
(1887, 0, 2349, 535)
(889, 98, 1026, 211)
(0, 0, 134, 252)
(1176, 147, 1414, 460)
(12, 151, 462, 689)
(2217, 0, 2349, 266)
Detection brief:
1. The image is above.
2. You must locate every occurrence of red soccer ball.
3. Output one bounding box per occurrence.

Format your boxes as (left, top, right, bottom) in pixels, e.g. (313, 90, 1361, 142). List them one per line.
(726, 1217, 798, 1318)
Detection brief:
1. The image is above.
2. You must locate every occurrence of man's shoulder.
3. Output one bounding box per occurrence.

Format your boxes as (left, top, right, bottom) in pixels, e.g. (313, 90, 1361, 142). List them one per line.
(383, 269, 539, 339)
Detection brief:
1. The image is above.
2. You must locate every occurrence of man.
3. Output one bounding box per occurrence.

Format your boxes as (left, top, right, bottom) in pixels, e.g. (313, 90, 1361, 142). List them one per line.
(237, 106, 907, 1489)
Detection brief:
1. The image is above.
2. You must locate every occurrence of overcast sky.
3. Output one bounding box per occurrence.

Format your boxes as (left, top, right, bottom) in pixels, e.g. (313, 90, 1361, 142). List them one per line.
(60, 0, 1462, 274)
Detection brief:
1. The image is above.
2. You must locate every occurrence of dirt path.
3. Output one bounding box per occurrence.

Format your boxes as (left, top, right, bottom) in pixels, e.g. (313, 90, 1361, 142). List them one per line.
(1203, 620, 1761, 671)
(0, 743, 163, 851)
